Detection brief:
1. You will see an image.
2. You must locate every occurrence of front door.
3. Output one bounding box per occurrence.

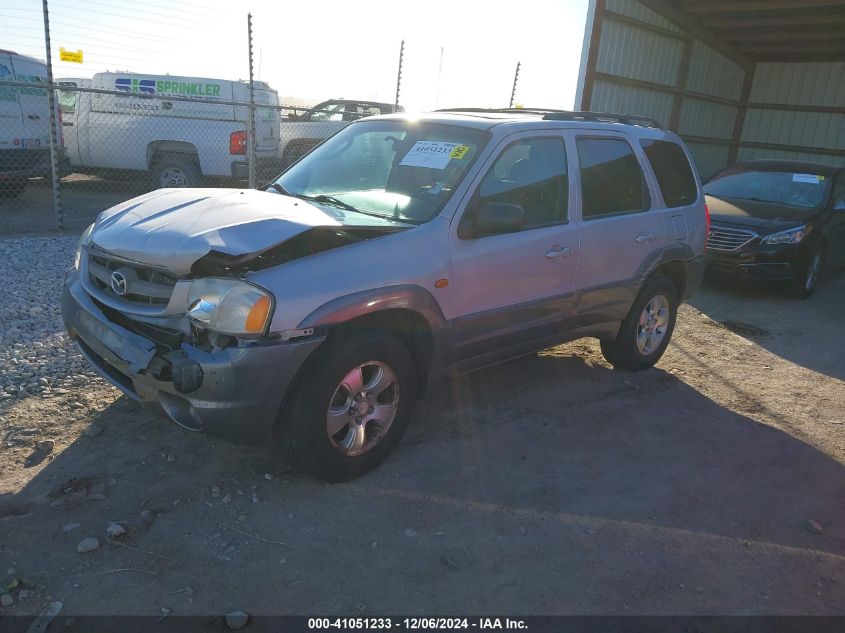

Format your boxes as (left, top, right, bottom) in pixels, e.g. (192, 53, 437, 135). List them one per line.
(445, 133, 580, 362)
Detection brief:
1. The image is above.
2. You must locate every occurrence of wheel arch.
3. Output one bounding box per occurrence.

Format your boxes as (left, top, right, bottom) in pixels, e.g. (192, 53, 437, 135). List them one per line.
(297, 285, 447, 396)
(147, 141, 200, 169)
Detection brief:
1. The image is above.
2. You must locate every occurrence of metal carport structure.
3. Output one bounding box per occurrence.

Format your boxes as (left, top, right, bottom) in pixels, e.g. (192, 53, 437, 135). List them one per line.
(576, 0, 845, 178)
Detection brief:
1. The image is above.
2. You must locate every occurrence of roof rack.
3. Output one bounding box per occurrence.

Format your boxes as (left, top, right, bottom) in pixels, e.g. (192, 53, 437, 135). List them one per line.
(435, 107, 663, 129)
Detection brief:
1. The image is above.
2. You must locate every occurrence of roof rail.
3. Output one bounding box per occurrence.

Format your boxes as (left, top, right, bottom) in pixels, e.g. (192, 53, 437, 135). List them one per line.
(435, 107, 663, 129)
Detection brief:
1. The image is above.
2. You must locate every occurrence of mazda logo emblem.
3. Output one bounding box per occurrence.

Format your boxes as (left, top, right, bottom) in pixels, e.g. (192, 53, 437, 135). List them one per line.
(708, 230, 716, 238)
(110, 271, 128, 296)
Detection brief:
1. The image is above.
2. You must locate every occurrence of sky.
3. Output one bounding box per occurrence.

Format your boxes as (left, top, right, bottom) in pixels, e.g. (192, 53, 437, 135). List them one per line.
(1, 0, 589, 111)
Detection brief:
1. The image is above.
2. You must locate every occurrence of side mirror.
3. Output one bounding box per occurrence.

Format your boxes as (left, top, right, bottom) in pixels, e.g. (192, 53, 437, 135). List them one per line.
(471, 202, 525, 237)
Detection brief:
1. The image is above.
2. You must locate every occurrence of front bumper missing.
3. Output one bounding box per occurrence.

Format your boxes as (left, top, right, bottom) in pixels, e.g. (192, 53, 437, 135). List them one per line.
(62, 270, 324, 444)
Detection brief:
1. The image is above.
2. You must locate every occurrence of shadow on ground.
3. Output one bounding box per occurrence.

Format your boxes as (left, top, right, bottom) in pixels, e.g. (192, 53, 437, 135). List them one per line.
(1, 350, 843, 616)
(690, 271, 845, 381)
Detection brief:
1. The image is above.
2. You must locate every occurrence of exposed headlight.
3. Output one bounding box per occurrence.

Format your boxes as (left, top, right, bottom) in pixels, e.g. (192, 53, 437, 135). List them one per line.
(187, 278, 273, 337)
(759, 225, 809, 246)
(74, 223, 95, 269)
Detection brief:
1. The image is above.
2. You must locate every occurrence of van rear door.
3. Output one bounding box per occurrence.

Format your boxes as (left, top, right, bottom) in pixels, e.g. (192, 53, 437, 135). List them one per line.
(10, 55, 49, 150)
(0, 53, 24, 153)
(253, 86, 280, 154)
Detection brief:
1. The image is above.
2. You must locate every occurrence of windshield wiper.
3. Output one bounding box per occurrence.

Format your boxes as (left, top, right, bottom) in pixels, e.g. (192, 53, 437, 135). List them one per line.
(307, 194, 361, 213)
(266, 182, 294, 196)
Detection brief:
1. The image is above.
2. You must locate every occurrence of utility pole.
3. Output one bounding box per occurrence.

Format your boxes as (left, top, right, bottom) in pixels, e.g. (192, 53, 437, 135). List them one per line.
(41, 0, 63, 230)
(509, 61, 521, 108)
(394, 39, 404, 108)
(247, 13, 256, 189)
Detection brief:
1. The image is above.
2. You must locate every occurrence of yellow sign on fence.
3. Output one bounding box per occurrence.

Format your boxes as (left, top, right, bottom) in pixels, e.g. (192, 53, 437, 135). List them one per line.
(59, 48, 83, 64)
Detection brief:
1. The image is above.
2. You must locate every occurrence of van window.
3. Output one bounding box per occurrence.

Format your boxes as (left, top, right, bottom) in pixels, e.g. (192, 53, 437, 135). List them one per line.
(57, 83, 77, 114)
(640, 139, 697, 208)
(577, 137, 650, 219)
(477, 138, 568, 228)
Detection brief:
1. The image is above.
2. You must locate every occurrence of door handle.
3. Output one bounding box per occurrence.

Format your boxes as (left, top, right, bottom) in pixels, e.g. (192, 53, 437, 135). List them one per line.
(62, 121, 74, 127)
(27, 114, 40, 120)
(545, 246, 573, 260)
(635, 232, 656, 244)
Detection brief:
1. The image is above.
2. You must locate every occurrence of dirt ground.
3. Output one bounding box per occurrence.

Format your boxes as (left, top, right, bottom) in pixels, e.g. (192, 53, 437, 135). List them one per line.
(0, 258, 843, 619)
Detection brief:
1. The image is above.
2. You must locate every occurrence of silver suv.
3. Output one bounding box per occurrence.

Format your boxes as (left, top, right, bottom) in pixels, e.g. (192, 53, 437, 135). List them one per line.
(62, 108, 708, 481)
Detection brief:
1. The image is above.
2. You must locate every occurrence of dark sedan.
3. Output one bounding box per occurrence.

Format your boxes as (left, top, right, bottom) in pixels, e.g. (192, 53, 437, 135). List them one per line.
(703, 160, 845, 298)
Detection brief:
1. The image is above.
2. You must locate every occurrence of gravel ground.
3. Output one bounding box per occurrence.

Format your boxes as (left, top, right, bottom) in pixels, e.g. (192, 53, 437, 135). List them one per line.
(0, 236, 106, 403)
(0, 233, 843, 621)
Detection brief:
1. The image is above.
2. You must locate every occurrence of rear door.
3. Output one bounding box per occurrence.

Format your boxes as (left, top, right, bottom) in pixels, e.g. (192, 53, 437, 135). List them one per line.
(0, 53, 24, 154)
(10, 55, 49, 150)
(57, 81, 81, 164)
(569, 131, 668, 322)
(253, 86, 280, 154)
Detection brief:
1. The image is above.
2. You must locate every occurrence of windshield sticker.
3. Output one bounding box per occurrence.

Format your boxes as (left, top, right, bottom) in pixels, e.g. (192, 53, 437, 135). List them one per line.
(792, 173, 822, 184)
(400, 141, 463, 169)
(449, 145, 469, 159)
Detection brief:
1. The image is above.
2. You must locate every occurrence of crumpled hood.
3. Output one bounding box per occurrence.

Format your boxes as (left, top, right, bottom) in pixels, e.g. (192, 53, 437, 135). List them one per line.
(89, 188, 381, 275)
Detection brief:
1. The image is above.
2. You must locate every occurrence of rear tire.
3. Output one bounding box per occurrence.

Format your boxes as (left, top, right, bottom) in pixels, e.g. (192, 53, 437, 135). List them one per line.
(787, 247, 823, 300)
(150, 153, 201, 189)
(281, 331, 417, 482)
(600, 274, 678, 371)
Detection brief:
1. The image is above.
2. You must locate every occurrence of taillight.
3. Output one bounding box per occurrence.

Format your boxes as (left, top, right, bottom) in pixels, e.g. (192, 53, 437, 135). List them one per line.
(704, 203, 711, 251)
(229, 130, 247, 155)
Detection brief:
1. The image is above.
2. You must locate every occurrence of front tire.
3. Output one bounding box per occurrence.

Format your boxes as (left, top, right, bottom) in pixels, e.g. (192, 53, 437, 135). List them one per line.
(281, 331, 417, 482)
(787, 248, 823, 300)
(600, 274, 678, 371)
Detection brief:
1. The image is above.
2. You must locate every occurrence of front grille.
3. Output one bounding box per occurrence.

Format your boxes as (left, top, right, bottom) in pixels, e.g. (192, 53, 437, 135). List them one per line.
(707, 225, 757, 252)
(87, 249, 177, 306)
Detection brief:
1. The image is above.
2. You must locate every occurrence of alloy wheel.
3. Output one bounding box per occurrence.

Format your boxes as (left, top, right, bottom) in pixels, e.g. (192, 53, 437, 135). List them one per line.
(636, 295, 670, 356)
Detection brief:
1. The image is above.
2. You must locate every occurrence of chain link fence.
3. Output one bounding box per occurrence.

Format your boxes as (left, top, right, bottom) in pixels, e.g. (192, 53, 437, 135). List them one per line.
(0, 73, 402, 234)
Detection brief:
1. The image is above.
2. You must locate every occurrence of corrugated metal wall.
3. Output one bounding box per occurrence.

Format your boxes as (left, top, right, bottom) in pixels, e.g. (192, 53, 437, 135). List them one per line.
(738, 62, 845, 166)
(578, 0, 845, 179)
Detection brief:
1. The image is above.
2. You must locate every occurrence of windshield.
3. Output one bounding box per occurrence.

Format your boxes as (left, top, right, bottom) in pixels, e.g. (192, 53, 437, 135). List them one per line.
(704, 166, 830, 209)
(270, 119, 490, 223)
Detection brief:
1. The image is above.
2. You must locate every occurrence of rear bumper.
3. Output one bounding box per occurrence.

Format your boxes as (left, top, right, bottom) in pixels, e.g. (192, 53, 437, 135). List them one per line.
(62, 270, 324, 443)
(683, 255, 706, 300)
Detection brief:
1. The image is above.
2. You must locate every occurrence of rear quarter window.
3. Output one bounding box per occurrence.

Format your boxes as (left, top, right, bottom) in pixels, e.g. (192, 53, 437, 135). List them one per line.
(640, 139, 698, 208)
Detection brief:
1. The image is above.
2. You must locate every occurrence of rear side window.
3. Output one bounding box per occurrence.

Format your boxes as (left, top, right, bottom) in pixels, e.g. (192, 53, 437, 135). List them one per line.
(477, 138, 568, 228)
(640, 139, 697, 207)
(577, 138, 650, 219)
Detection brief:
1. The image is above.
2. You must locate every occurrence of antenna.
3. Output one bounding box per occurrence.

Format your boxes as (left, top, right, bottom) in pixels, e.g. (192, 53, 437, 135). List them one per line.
(509, 61, 521, 108)
(394, 39, 404, 108)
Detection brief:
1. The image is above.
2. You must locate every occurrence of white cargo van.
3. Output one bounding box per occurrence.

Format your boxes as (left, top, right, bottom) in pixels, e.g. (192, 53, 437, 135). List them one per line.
(57, 72, 280, 188)
(0, 49, 52, 197)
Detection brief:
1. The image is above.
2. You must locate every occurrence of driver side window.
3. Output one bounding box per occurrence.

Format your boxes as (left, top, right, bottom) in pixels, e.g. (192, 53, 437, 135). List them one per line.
(476, 137, 568, 229)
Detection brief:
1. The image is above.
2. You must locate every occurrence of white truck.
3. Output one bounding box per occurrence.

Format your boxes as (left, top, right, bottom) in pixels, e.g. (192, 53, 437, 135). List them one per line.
(0, 49, 52, 197)
(57, 72, 281, 188)
(278, 99, 403, 168)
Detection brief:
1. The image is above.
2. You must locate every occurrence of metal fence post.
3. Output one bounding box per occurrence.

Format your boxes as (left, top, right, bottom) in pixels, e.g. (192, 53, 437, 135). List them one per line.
(394, 39, 404, 108)
(41, 0, 63, 230)
(509, 61, 521, 108)
(247, 12, 257, 189)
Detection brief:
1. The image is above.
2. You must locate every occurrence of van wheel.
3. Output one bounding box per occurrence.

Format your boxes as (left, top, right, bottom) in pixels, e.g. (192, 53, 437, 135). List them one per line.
(150, 153, 200, 189)
(600, 274, 678, 371)
(0, 178, 28, 199)
(281, 331, 417, 482)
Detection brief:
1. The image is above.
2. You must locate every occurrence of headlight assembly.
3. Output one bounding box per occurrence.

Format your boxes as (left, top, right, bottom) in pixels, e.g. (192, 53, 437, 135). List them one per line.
(187, 278, 274, 337)
(74, 223, 95, 269)
(759, 225, 809, 246)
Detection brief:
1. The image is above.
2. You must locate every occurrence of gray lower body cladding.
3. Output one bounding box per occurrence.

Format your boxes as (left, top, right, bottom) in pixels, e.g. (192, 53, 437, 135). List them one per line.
(62, 270, 323, 443)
